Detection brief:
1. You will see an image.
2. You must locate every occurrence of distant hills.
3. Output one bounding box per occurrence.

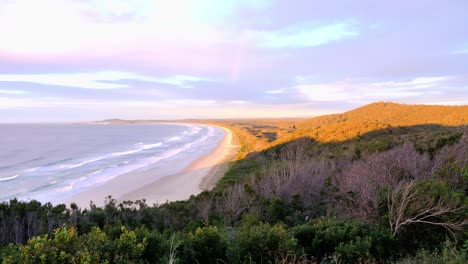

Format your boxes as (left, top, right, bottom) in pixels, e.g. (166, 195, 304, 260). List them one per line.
(283, 102, 468, 143)
(302, 102, 467, 127)
(95, 102, 468, 152)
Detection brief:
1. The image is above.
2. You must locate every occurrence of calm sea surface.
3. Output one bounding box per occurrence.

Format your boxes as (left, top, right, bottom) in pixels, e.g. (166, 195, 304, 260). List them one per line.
(0, 123, 223, 203)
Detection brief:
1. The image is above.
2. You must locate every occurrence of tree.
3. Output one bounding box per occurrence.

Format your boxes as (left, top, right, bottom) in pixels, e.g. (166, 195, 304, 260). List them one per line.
(387, 180, 467, 237)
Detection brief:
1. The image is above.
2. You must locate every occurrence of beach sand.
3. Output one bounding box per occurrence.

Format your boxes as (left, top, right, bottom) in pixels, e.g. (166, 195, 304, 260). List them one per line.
(68, 125, 238, 208)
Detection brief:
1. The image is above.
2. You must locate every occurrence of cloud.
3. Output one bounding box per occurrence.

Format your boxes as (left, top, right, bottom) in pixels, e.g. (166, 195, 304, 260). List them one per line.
(370, 77, 450, 90)
(84, 0, 272, 23)
(162, 75, 213, 88)
(0, 89, 29, 95)
(0, 0, 229, 56)
(265, 89, 285, 94)
(0, 96, 324, 120)
(296, 76, 454, 103)
(0, 0, 255, 74)
(422, 100, 468, 105)
(0, 97, 86, 109)
(255, 21, 359, 48)
(452, 46, 468, 54)
(166, 99, 217, 106)
(0, 71, 210, 89)
(1, 0, 467, 122)
(0, 0, 272, 55)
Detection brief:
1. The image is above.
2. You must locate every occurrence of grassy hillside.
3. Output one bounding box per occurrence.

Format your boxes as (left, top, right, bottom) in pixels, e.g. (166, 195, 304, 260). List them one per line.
(204, 119, 302, 158)
(213, 102, 468, 187)
(282, 102, 468, 143)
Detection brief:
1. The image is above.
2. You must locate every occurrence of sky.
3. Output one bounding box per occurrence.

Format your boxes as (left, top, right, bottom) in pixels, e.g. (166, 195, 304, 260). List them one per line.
(0, 0, 467, 122)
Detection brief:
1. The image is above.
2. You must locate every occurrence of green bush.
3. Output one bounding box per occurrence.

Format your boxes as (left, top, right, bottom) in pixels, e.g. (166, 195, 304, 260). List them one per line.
(0, 245, 21, 264)
(189, 226, 227, 264)
(291, 219, 392, 262)
(395, 240, 468, 264)
(115, 227, 147, 263)
(334, 236, 373, 263)
(0, 226, 147, 264)
(267, 197, 290, 223)
(227, 223, 300, 263)
(134, 228, 168, 264)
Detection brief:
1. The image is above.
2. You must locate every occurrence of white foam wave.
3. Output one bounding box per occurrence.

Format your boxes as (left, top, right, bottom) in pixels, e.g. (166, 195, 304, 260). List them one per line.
(0, 175, 19, 182)
(167, 136, 181, 142)
(55, 184, 73, 192)
(40, 141, 164, 173)
(37, 126, 220, 196)
(76, 140, 203, 188)
(55, 172, 98, 192)
(56, 156, 107, 170)
(110, 149, 141, 157)
(90, 170, 104, 175)
(187, 125, 203, 136)
(24, 167, 40, 173)
(141, 142, 163, 149)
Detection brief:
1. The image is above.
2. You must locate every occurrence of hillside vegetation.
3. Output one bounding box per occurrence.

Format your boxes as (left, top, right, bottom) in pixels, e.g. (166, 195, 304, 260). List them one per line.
(214, 102, 468, 187)
(283, 102, 467, 143)
(1, 102, 467, 263)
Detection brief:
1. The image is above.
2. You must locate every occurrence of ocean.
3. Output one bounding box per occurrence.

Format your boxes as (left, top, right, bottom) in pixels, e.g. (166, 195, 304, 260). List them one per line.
(0, 123, 224, 204)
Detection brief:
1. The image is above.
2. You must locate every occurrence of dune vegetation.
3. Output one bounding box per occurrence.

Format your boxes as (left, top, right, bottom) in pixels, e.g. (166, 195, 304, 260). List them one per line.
(1, 102, 467, 263)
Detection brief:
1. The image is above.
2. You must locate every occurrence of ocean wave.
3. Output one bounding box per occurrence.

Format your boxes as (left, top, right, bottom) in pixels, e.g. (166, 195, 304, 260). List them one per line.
(75, 141, 202, 189)
(33, 141, 165, 173)
(21, 126, 222, 197)
(90, 170, 104, 175)
(56, 156, 108, 170)
(166, 136, 182, 142)
(24, 167, 40, 173)
(43, 158, 73, 167)
(55, 176, 87, 192)
(187, 125, 203, 136)
(110, 149, 141, 157)
(141, 142, 163, 149)
(55, 169, 103, 193)
(110, 142, 163, 156)
(0, 175, 19, 182)
(0, 157, 43, 170)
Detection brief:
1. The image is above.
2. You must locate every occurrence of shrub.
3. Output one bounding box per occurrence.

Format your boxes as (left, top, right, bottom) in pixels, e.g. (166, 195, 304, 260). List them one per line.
(228, 223, 300, 263)
(115, 226, 147, 263)
(291, 219, 392, 262)
(134, 228, 167, 264)
(189, 226, 227, 264)
(1, 226, 147, 264)
(395, 240, 468, 264)
(334, 236, 373, 263)
(267, 197, 290, 223)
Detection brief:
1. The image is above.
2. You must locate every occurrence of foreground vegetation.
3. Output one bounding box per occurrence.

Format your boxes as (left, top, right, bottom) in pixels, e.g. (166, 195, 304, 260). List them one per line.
(1, 102, 467, 263)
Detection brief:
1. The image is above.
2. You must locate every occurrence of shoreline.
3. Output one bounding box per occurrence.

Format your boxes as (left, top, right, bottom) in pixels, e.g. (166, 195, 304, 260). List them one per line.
(197, 125, 238, 190)
(67, 124, 238, 208)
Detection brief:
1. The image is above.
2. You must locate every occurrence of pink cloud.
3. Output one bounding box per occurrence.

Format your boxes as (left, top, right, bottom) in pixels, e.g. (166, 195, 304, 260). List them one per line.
(0, 0, 253, 73)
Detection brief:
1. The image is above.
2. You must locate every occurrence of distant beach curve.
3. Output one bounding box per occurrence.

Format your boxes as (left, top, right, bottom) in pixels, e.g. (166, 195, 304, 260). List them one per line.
(0, 123, 237, 208)
(68, 124, 239, 207)
(120, 127, 238, 204)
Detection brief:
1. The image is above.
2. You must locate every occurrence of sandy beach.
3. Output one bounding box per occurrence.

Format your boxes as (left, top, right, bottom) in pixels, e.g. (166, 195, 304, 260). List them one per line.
(68, 125, 238, 208)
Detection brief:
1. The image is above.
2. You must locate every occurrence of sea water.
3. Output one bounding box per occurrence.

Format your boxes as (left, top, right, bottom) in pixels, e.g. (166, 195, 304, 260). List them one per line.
(0, 123, 224, 203)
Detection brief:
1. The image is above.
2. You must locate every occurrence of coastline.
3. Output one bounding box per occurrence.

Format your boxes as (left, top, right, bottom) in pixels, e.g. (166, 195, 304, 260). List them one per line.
(67, 124, 238, 208)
